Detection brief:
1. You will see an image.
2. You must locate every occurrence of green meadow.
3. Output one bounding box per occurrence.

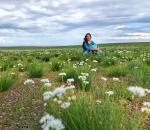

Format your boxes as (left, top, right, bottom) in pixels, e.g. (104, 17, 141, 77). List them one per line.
(0, 42, 150, 130)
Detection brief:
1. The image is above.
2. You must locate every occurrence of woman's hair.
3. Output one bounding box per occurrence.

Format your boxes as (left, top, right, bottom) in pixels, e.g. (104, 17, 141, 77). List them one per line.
(84, 33, 92, 42)
(82, 33, 92, 47)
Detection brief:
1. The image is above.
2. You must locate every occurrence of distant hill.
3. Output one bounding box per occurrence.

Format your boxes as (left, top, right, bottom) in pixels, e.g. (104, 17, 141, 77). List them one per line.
(100, 42, 150, 47)
(0, 42, 150, 50)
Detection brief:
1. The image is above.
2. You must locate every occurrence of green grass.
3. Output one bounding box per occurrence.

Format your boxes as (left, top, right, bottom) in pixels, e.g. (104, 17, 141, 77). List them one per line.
(58, 65, 93, 91)
(50, 59, 64, 72)
(27, 63, 44, 78)
(106, 65, 128, 77)
(0, 42, 150, 51)
(47, 93, 143, 130)
(129, 64, 150, 87)
(0, 43, 150, 130)
(0, 72, 17, 92)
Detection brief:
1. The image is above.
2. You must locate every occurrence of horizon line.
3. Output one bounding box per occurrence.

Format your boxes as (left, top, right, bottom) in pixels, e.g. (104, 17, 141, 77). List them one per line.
(0, 42, 150, 48)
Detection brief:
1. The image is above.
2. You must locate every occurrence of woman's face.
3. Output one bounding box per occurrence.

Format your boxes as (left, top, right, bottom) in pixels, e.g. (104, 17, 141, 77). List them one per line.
(86, 35, 91, 42)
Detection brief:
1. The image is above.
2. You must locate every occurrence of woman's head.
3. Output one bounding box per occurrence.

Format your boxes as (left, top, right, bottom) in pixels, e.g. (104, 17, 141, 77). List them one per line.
(84, 33, 92, 43)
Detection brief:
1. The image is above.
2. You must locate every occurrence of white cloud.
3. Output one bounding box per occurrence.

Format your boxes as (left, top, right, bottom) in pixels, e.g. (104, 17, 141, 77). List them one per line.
(0, 37, 7, 44)
(127, 32, 150, 39)
(0, 9, 11, 17)
(0, 0, 150, 46)
(116, 25, 126, 30)
(52, 1, 60, 7)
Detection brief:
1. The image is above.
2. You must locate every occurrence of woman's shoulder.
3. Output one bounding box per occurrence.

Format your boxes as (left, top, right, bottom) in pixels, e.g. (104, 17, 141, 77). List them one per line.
(83, 40, 87, 45)
(91, 40, 96, 44)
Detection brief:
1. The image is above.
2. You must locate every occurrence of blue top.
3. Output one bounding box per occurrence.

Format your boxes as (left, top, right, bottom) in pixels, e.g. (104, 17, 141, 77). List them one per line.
(82, 40, 97, 54)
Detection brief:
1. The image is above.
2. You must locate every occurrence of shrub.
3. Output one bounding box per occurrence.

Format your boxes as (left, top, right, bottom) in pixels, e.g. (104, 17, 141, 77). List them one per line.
(50, 59, 64, 72)
(69, 51, 84, 61)
(47, 94, 143, 130)
(144, 59, 150, 66)
(129, 64, 150, 87)
(0, 72, 17, 92)
(101, 57, 118, 66)
(58, 66, 93, 91)
(27, 63, 43, 78)
(59, 68, 78, 82)
(41, 54, 51, 62)
(107, 65, 128, 77)
(0, 61, 9, 71)
(127, 61, 143, 70)
(91, 54, 105, 63)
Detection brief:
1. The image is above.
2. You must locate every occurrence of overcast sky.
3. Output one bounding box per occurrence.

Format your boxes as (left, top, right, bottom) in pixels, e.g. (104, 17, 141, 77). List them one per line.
(0, 0, 150, 46)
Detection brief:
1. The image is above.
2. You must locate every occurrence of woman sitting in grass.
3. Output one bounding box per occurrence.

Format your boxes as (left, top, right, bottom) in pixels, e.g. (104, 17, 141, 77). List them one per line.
(82, 33, 100, 54)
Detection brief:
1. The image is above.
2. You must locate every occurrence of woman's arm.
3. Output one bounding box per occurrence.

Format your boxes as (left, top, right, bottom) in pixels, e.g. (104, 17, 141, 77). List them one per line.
(83, 41, 91, 51)
(90, 41, 99, 51)
(91, 48, 99, 51)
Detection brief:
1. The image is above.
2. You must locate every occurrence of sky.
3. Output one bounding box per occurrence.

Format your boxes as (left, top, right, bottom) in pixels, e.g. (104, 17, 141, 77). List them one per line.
(0, 0, 150, 46)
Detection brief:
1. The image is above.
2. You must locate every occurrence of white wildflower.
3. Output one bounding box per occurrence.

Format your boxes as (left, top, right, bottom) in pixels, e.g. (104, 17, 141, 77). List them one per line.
(59, 73, 66, 76)
(101, 77, 107, 81)
(67, 59, 71, 62)
(49, 119, 65, 130)
(21, 67, 24, 70)
(43, 85, 75, 101)
(127, 86, 146, 97)
(53, 98, 58, 102)
(91, 68, 97, 72)
(44, 103, 47, 106)
(105, 91, 114, 96)
(81, 72, 89, 77)
(141, 107, 150, 113)
(52, 86, 66, 97)
(73, 64, 77, 68)
(40, 113, 54, 124)
(93, 60, 98, 63)
(65, 85, 75, 91)
(40, 113, 65, 130)
(79, 61, 84, 66)
(57, 100, 62, 104)
(43, 91, 54, 101)
(78, 75, 87, 81)
(143, 102, 150, 107)
(10, 72, 16, 75)
(96, 100, 101, 104)
(83, 81, 89, 85)
(71, 96, 76, 100)
(18, 63, 23, 67)
(112, 77, 120, 81)
(67, 78, 74, 83)
(61, 102, 71, 109)
(24, 79, 34, 86)
(41, 79, 50, 83)
(145, 88, 150, 94)
(44, 83, 52, 87)
(67, 97, 72, 101)
(141, 102, 150, 113)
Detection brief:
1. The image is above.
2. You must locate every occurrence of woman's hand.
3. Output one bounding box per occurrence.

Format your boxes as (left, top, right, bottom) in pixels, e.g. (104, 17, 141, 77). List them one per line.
(91, 48, 99, 51)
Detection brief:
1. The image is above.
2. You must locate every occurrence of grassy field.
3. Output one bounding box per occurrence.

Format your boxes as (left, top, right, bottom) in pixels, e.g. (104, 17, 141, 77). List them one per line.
(0, 42, 150, 50)
(0, 42, 150, 130)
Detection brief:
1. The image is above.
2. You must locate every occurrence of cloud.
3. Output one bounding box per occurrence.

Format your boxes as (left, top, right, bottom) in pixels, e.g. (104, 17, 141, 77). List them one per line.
(0, 0, 149, 46)
(127, 32, 150, 39)
(0, 36, 7, 46)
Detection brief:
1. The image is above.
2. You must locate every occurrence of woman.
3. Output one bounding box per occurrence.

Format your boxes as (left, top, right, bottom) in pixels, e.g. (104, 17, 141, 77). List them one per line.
(82, 33, 100, 54)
